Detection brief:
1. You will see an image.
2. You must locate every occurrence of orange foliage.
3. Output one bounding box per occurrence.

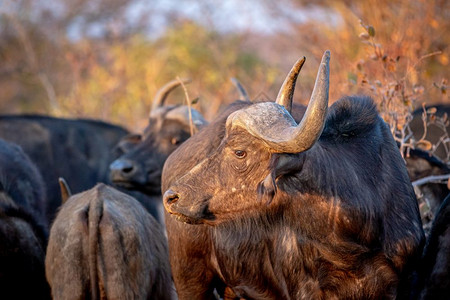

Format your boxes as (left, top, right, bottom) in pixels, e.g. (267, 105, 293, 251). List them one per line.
(0, 0, 448, 136)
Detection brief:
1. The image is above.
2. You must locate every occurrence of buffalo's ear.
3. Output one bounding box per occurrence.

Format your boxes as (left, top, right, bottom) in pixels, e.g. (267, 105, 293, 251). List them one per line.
(271, 153, 304, 178)
(257, 154, 303, 205)
(58, 177, 72, 204)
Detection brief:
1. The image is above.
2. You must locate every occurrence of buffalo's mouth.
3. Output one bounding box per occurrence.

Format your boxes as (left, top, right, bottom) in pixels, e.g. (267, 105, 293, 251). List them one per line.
(170, 213, 205, 225)
(168, 210, 217, 225)
(164, 191, 216, 225)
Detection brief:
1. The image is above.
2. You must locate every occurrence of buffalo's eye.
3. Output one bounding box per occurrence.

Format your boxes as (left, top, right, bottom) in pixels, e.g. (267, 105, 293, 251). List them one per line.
(234, 150, 247, 158)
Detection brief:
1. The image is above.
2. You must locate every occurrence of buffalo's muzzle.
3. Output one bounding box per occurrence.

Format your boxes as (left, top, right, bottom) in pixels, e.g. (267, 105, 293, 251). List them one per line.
(163, 189, 180, 210)
(110, 159, 138, 181)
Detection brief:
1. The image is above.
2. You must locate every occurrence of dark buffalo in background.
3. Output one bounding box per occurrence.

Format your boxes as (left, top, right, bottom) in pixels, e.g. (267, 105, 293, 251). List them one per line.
(162, 52, 424, 299)
(0, 138, 50, 299)
(0, 138, 48, 226)
(0, 115, 128, 223)
(45, 183, 173, 300)
(413, 193, 450, 299)
(409, 104, 450, 162)
(109, 79, 207, 221)
(404, 147, 450, 234)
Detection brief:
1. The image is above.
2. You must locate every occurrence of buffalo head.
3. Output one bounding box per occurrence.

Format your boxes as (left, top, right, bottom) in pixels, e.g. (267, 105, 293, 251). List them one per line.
(110, 79, 207, 194)
(163, 51, 330, 224)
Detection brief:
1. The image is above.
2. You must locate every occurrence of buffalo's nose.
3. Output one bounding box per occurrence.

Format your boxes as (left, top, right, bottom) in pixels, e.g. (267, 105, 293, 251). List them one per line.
(110, 159, 136, 177)
(163, 189, 180, 206)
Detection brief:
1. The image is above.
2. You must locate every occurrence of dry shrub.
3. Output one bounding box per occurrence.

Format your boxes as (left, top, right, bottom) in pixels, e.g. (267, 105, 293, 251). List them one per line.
(355, 20, 448, 160)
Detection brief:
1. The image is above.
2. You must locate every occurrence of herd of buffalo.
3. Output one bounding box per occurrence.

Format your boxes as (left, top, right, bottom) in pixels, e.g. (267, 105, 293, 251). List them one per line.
(0, 50, 449, 299)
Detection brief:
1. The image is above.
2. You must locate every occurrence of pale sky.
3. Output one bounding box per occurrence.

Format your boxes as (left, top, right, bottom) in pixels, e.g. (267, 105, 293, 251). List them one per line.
(65, 0, 339, 40)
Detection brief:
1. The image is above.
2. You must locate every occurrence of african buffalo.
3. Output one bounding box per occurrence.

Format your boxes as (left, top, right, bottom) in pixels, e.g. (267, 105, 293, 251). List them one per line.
(0, 115, 129, 223)
(45, 183, 173, 300)
(110, 78, 207, 196)
(0, 138, 50, 299)
(413, 193, 450, 299)
(404, 148, 450, 234)
(162, 51, 424, 299)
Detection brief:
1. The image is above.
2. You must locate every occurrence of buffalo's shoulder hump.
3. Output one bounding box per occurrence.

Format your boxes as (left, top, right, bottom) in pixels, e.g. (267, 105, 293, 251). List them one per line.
(321, 95, 380, 141)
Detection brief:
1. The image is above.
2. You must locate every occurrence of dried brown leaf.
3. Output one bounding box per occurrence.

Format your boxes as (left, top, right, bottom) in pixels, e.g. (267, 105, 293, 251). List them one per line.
(427, 107, 437, 114)
(416, 140, 433, 151)
(413, 85, 425, 94)
(191, 97, 199, 104)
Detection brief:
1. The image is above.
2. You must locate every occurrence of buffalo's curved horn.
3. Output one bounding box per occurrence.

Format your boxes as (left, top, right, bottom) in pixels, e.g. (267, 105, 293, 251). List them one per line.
(165, 106, 208, 130)
(230, 51, 330, 154)
(151, 78, 192, 112)
(58, 177, 72, 204)
(231, 78, 251, 102)
(275, 57, 306, 113)
(270, 51, 329, 152)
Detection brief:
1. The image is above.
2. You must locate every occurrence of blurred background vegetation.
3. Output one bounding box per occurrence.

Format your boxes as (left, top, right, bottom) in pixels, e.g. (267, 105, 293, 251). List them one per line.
(0, 0, 448, 131)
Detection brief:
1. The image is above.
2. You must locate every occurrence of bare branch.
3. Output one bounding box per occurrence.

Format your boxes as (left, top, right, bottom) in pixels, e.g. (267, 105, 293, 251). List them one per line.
(177, 76, 194, 137)
(412, 174, 450, 187)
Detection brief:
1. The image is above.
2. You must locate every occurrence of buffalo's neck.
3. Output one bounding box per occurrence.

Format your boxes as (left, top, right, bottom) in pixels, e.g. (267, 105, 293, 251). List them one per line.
(209, 211, 398, 299)
(210, 215, 293, 299)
